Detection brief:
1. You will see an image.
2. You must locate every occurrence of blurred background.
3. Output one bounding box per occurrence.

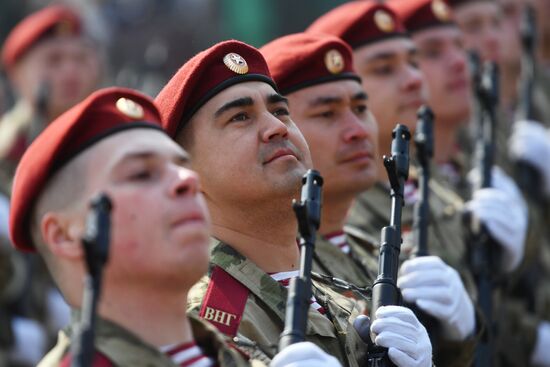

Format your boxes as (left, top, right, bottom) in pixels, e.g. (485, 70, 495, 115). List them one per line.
(0, 0, 353, 113)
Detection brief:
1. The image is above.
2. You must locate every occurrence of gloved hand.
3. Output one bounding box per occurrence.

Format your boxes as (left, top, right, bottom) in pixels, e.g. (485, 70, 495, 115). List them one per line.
(468, 166, 526, 207)
(371, 305, 432, 367)
(531, 321, 550, 366)
(509, 120, 550, 197)
(270, 341, 342, 367)
(397, 256, 476, 341)
(464, 187, 527, 273)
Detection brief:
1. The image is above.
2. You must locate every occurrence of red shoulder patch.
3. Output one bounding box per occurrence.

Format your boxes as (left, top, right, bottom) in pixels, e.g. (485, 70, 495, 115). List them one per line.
(199, 266, 249, 337)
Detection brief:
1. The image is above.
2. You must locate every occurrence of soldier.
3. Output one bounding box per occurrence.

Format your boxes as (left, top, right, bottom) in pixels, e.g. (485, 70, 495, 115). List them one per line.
(391, 2, 550, 366)
(0, 4, 102, 194)
(261, 31, 477, 366)
(156, 39, 433, 367)
(8, 86, 337, 367)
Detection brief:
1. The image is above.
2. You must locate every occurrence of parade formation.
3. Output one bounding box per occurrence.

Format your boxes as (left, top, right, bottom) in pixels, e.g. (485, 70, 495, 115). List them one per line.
(1, 0, 550, 366)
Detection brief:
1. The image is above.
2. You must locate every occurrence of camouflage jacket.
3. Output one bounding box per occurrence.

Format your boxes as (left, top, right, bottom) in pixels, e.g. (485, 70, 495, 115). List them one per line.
(38, 312, 255, 367)
(188, 239, 370, 367)
(346, 181, 478, 367)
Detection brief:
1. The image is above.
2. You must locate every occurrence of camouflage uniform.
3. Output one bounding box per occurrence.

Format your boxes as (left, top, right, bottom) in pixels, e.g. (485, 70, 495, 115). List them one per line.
(344, 178, 478, 367)
(188, 239, 370, 367)
(459, 102, 550, 366)
(38, 312, 255, 367)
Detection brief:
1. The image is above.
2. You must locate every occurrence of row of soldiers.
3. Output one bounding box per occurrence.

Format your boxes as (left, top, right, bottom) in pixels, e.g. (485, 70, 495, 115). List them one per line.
(1, 0, 550, 366)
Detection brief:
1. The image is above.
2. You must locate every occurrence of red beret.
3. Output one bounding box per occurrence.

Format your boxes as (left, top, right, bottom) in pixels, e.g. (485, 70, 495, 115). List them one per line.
(261, 33, 360, 95)
(307, 1, 407, 50)
(155, 40, 277, 138)
(2, 5, 82, 71)
(390, 0, 455, 33)
(10, 87, 164, 252)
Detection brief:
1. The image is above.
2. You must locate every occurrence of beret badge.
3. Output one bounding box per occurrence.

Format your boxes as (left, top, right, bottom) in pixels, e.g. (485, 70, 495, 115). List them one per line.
(324, 49, 345, 74)
(223, 52, 249, 74)
(432, 0, 451, 21)
(116, 97, 144, 119)
(374, 9, 395, 33)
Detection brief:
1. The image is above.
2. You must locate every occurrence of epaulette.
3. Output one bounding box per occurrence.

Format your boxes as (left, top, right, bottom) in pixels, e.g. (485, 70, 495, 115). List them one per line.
(311, 271, 372, 301)
(199, 266, 249, 337)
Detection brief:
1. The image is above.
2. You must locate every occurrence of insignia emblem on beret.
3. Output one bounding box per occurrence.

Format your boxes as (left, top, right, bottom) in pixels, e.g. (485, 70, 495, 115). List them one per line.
(325, 49, 345, 74)
(374, 9, 395, 33)
(432, 0, 451, 21)
(223, 53, 249, 74)
(116, 98, 144, 119)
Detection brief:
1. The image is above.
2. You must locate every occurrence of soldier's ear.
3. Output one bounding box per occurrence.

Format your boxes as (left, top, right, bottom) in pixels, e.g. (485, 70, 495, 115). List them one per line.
(41, 211, 84, 260)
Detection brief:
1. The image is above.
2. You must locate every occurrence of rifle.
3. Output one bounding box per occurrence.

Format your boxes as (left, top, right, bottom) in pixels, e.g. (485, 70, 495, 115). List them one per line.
(466, 56, 500, 367)
(515, 4, 544, 203)
(279, 169, 323, 350)
(412, 106, 434, 258)
(367, 124, 411, 367)
(71, 194, 112, 367)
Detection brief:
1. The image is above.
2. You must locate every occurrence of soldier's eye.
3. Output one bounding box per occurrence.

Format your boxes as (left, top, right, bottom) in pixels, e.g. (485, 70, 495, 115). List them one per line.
(229, 112, 249, 122)
(353, 105, 367, 115)
(129, 171, 152, 181)
(273, 107, 290, 117)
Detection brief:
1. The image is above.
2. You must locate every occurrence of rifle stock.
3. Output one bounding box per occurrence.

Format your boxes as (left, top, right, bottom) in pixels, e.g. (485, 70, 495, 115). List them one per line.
(367, 124, 411, 367)
(279, 170, 323, 350)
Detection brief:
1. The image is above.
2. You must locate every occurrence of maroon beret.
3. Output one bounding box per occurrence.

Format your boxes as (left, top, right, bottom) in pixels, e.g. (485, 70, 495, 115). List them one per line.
(390, 0, 455, 33)
(2, 5, 82, 71)
(155, 40, 277, 138)
(10, 87, 164, 252)
(261, 32, 360, 95)
(307, 1, 407, 49)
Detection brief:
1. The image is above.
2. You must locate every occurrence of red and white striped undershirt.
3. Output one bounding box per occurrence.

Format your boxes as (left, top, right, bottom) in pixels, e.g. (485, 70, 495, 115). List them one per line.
(160, 341, 216, 367)
(324, 230, 351, 254)
(270, 270, 326, 314)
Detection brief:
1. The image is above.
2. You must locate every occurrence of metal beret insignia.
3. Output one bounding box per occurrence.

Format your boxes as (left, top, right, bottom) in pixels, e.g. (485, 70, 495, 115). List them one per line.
(223, 53, 249, 74)
(432, 0, 451, 21)
(325, 49, 345, 74)
(116, 97, 144, 119)
(374, 9, 395, 33)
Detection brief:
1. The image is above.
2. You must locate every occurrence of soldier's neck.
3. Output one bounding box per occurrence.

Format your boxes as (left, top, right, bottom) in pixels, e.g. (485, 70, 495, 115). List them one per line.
(319, 193, 355, 236)
(98, 287, 193, 348)
(210, 205, 300, 273)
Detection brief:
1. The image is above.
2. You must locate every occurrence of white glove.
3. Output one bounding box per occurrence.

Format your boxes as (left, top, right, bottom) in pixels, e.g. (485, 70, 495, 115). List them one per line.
(270, 341, 341, 367)
(468, 166, 526, 207)
(509, 120, 550, 197)
(371, 305, 432, 367)
(397, 256, 476, 341)
(531, 321, 550, 366)
(465, 187, 527, 272)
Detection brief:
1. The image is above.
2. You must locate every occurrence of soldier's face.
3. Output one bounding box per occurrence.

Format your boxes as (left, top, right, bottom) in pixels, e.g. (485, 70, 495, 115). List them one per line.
(14, 36, 101, 118)
(498, 0, 526, 68)
(453, 2, 502, 63)
(287, 80, 379, 196)
(414, 26, 472, 125)
(81, 129, 211, 289)
(353, 38, 427, 141)
(181, 82, 312, 207)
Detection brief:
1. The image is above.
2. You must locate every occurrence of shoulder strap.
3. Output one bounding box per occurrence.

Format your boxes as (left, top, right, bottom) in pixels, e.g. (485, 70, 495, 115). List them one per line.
(199, 266, 249, 337)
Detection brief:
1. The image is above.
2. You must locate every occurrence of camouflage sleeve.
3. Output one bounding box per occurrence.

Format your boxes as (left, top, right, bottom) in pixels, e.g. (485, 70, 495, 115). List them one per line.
(494, 299, 538, 366)
(433, 306, 484, 367)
